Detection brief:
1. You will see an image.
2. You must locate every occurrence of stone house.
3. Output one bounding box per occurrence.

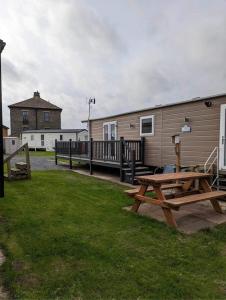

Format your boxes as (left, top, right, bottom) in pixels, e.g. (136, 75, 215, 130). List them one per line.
(8, 91, 62, 137)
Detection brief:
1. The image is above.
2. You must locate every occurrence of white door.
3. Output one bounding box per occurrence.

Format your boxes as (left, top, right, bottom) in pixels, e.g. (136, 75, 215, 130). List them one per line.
(219, 104, 226, 169)
(103, 121, 117, 158)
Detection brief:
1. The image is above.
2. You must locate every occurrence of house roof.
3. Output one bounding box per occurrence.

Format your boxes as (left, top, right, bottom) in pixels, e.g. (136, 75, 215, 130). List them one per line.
(2, 125, 9, 129)
(22, 129, 87, 134)
(82, 92, 226, 122)
(8, 91, 62, 111)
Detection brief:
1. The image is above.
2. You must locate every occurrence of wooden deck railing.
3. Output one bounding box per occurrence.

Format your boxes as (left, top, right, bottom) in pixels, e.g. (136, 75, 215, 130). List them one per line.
(55, 137, 145, 176)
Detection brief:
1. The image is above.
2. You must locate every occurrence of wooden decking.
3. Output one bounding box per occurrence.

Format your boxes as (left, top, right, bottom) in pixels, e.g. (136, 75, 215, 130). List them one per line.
(55, 138, 148, 183)
(57, 154, 121, 168)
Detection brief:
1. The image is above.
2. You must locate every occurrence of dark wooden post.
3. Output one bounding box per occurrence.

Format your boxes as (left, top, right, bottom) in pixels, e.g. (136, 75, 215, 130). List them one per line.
(175, 142, 181, 173)
(89, 138, 93, 175)
(55, 139, 58, 165)
(131, 149, 136, 185)
(25, 143, 31, 179)
(69, 139, 72, 169)
(120, 137, 124, 182)
(141, 137, 145, 165)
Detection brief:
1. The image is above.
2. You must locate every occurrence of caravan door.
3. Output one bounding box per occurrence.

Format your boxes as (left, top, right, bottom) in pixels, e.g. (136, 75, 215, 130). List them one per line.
(103, 121, 117, 159)
(220, 104, 226, 170)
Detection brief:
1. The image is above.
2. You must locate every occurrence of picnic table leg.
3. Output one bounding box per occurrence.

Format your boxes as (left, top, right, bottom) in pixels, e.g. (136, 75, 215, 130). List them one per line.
(200, 178, 223, 214)
(131, 184, 148, 212)
(153, 185, 177, 228)
(162, 207, 177, 228)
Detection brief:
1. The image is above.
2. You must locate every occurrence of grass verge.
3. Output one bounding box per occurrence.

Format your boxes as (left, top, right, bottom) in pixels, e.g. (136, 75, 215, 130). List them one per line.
(0, 171, 226, 299)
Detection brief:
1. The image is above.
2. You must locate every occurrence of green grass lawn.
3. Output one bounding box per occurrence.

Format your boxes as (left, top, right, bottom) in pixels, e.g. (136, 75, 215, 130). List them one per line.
(29, 151, 55, 157)
(1, 171, 226, 299)
(19, 151, 55, 157)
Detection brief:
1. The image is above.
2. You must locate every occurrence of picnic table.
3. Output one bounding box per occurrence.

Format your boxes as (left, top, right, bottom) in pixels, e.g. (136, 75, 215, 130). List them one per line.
(126, 172, 226, 228)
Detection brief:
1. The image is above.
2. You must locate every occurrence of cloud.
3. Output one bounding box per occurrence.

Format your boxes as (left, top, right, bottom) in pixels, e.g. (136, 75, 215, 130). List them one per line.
(0, 0, 226, 129)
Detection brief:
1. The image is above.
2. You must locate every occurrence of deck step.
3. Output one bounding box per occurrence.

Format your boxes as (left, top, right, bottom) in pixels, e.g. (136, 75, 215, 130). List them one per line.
(123, 166, 150, 172)
(216, 185, 226, 191)
(164, 191, 226, 208)
(218, 177, 226, 182)
(126, 171, 153, 176)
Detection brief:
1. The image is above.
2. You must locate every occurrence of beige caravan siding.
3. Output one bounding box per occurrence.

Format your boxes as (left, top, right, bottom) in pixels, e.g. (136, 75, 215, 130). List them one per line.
(90, 109, 163, 166)
(90, 96, 226, 167)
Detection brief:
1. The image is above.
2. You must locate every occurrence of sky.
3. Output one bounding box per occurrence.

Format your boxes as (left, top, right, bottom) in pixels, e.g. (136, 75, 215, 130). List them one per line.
(1, 0, 226, 129)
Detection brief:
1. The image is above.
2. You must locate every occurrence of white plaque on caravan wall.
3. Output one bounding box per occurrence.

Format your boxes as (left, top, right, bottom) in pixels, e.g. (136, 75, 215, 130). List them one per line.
(181, 124, 191, 133)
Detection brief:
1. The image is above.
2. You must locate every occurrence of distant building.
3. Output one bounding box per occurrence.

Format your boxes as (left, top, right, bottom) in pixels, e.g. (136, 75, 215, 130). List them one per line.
(2, 125, 9, 137)
(8, 91, 62, 137)
(4, 137, 20, 155)
(22, 129, 88, 151)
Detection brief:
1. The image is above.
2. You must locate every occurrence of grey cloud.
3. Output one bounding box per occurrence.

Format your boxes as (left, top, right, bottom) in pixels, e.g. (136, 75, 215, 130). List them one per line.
(1, 0, 226, 129)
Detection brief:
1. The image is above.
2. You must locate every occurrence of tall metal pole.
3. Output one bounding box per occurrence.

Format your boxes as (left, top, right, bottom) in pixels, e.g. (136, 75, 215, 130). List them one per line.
(0, 40, 6, 198)
(88, 98, 95, 141)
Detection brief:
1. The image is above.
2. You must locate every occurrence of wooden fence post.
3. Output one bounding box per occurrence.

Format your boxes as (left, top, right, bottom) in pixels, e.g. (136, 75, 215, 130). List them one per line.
(25, 143, 31, 179)
(141, 137, 145, 165)
(55, 139, 58, 165)
(69, 139, 72, 169)
(120, 137, 124, 182)
(89, 138, 93, 175)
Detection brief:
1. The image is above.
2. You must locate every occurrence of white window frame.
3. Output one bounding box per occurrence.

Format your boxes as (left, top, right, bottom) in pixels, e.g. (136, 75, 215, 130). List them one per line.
(140, 115, 154, 136)
(103, 121, 117, 140)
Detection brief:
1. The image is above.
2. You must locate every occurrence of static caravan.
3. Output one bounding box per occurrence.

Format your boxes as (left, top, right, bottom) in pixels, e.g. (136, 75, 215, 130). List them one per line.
(55, 93, 226, 184)
(88, 93, 226, 170)
(22, 129, 88, 151)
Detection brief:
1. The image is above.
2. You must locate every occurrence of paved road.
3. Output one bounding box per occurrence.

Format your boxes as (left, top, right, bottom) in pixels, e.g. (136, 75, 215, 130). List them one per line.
(9, 156, 68, 171)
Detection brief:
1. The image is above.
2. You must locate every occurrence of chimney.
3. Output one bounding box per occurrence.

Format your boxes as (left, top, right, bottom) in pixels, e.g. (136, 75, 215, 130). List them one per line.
(34, 91, 40, 98)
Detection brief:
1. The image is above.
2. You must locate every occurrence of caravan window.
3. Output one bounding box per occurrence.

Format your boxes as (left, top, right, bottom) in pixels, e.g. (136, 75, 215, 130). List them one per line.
(140, 115, 154, 136)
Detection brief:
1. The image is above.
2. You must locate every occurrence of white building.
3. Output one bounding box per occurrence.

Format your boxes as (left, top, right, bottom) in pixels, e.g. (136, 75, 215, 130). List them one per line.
(4, 137, 21, 154)
(22, 129, 88, 151)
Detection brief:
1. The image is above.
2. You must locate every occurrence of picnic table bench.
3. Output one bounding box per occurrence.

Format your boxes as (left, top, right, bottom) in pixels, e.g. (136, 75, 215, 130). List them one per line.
(125, 172, 226, 228)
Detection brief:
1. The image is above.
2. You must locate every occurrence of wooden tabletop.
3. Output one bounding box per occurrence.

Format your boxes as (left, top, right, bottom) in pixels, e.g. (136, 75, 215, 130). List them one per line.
(136, 172, 210, 184)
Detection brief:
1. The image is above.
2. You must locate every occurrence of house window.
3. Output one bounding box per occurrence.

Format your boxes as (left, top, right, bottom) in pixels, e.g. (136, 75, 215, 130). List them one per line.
(140, 115, 154, 136)
(60, 134, 63, 141)
(41, 134, 45, 146)
(44, 111, 50, 122)
(12, 140, 15, 145)
(22, 111, 28, 124)
(31, 135, 34, 141)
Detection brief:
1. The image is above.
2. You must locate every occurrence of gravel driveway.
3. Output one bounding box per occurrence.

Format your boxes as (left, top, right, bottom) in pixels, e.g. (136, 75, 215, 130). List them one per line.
(9, 156, 67, 171)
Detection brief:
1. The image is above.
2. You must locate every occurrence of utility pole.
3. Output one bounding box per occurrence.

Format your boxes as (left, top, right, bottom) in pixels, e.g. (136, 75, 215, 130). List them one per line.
(88, 98, 95, 140)
(0, 39, 6, 197)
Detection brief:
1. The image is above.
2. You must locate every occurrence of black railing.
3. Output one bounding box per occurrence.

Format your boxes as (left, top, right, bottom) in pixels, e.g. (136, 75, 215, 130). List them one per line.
(55, 138, 145, 178)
